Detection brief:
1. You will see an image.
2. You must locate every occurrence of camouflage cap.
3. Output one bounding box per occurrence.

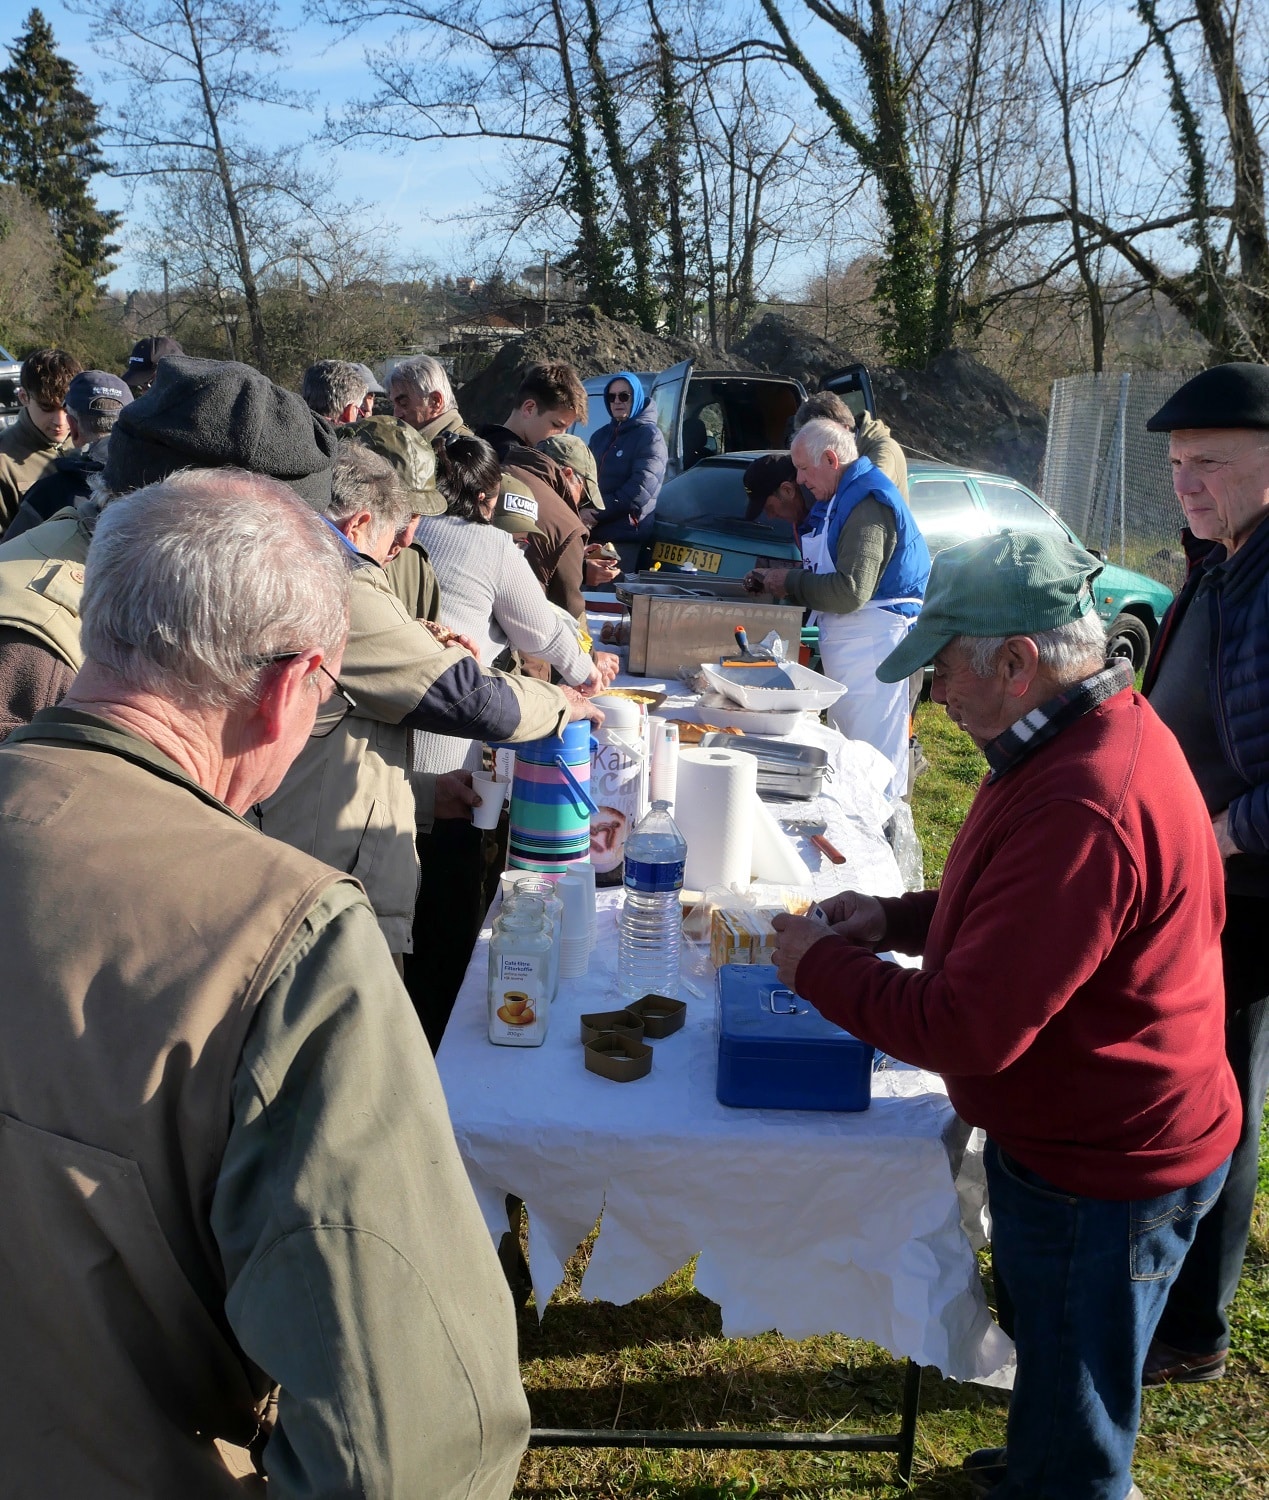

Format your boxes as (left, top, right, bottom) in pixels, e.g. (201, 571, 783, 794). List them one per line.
(538, 432, 605, 511)
(494, 473, 547, 537)
(341, 415, 446, 515)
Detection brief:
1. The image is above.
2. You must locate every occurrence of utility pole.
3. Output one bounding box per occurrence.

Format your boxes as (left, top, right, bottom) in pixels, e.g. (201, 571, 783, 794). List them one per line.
(543, 249, 550, 323)
(162, 258, 171, 333)
(295, 241, 302, 293)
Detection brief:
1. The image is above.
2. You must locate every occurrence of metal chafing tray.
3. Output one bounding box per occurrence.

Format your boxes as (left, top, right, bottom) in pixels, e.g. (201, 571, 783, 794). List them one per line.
(700, 732, 831, 800)
(615, 580, 804, 678)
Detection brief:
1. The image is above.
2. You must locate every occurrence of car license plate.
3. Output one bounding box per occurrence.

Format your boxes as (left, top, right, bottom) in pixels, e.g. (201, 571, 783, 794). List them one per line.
(652, 542, 722, 573)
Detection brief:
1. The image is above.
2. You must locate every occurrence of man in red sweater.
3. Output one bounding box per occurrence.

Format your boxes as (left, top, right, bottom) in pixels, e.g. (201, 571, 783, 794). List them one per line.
(773, 531, 1239, 1500)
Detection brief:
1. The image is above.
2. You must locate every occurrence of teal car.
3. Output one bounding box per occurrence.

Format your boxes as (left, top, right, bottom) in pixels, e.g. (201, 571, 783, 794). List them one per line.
(642, 453, 1173, 671)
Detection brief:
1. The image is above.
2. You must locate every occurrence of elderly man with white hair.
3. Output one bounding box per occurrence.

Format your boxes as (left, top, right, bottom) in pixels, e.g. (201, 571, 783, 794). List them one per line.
(390, 354, 473, 443)
(0, 470, 530, 1498)
(746, 415, 930, 797)
(772, 530, 1238, 1500)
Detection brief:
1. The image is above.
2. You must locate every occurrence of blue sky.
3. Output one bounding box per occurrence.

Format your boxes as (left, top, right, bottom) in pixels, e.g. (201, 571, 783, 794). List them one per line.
(43, 0, 501, 290)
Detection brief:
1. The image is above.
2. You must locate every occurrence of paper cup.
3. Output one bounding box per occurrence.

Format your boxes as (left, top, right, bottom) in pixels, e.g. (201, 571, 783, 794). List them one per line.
(572, 858, 598, 947)
(556, 873, 589, 943)
(472, 770, 509, 830)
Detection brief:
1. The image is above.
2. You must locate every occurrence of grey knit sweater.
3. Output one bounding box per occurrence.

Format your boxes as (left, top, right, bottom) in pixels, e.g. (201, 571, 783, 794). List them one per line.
(412, 514, 590, 775)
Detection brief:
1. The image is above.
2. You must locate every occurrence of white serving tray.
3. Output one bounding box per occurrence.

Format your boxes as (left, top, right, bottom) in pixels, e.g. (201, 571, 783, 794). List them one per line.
(700, 660, 848, 713)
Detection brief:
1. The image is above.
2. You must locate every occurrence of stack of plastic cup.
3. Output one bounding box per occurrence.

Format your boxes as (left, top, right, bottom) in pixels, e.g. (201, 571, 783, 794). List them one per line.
(556, 873, 590, 979)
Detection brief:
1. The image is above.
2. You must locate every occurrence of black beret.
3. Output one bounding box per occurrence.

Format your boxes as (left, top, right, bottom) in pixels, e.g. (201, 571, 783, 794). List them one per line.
(1146, 362, 1269, 432)
(103, 355, 337, 509)
(743, 451, 797, 521)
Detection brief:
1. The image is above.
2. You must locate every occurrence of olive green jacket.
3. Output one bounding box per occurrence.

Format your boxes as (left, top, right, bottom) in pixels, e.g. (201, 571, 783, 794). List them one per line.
(0, 709, 528, 1498)
(258, 554, 569, 952)
(0, 407, 66, 532)
(419, 406, 474, 444)
(858, 412, 909, 501)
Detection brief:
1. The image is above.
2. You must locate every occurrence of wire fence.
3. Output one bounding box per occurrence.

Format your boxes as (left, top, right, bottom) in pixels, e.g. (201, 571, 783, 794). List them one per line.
(1041, 371, 1197, 591)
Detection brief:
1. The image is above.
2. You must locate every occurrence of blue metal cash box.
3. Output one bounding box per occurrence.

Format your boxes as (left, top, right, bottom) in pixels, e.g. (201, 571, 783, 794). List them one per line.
(715, 963, 874, 1112)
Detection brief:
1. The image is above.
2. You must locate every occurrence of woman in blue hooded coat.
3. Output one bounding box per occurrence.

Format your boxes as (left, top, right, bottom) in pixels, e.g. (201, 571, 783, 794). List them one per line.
(588, 371, 669, 549)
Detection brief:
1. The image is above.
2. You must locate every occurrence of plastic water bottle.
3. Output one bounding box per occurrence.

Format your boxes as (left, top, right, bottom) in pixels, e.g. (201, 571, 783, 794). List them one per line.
(618, 800, 688, 1002)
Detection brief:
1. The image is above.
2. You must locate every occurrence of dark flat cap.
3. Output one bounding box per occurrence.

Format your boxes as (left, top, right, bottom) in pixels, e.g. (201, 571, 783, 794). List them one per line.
(1146, 362, 1269, 432)
(743, 452, 797, 521)
(104, 355, 337, 508)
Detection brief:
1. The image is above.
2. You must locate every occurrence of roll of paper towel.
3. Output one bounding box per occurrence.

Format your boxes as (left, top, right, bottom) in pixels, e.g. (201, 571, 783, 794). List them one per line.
(751, 797, 814, 885)
(676, 746, 758, 890)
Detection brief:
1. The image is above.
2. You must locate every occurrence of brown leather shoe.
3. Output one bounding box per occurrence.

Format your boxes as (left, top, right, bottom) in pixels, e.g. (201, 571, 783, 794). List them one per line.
(1141, 1337, 1227, 1385)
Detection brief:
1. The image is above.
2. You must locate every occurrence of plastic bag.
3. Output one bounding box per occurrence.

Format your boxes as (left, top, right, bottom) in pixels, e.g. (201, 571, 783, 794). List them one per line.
(885, 799, 924, 892)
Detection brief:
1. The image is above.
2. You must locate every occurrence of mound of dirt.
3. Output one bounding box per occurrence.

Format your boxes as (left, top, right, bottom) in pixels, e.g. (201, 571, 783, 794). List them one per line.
(735, 315, 1048, 487)
(456, 307, 1047, 486)
(456, 306, 752, 428)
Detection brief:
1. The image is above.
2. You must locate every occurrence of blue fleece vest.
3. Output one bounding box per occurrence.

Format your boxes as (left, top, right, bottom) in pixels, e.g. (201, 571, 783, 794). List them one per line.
(801, 457, 930, 618)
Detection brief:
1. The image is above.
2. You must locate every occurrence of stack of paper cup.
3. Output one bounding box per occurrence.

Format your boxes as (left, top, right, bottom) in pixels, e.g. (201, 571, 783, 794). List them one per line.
(556, 873, 590, 978)
(572, 858, 598, 948)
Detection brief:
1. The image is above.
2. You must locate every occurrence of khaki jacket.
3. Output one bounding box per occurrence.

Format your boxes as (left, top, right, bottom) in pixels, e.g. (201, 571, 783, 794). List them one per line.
(0, 710, 343, 1496)
(0, 508, 89, 670)
(259, 554, 568, 952)
(0, 407, 65, 531)
(419, 406, 474, 444)
(0, 709, 530, 1497)
(858, 412, 910, 501)
(384, 538, 442, 622)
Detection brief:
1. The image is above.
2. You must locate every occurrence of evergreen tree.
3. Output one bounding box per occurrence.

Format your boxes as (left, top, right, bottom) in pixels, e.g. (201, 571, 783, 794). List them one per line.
(0, 9, 120, 314)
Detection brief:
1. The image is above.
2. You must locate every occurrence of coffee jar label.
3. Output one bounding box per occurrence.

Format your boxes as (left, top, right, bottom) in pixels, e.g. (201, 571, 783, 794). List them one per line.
(488, 953, 548, 1044)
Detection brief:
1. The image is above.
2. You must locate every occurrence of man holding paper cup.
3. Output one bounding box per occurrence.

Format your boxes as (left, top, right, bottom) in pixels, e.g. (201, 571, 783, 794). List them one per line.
(771, 531, 1238, 1500)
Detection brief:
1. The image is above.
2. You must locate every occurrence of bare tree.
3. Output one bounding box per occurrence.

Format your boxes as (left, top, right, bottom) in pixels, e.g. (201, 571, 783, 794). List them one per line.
(318, 0, 629, 318)
(0, 184, 62, 347)
(80, 0, 367, 373)
(682, 50, 832, 350)
(963, 0, 1269, 364)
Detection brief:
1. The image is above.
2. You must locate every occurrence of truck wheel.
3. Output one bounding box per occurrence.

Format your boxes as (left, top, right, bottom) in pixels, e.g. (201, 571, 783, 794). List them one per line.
(1107, 613, 1151, 673)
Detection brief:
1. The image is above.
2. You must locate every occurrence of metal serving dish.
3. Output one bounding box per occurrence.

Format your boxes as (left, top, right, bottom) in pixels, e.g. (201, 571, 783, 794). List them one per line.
(700, 733, 831, 801)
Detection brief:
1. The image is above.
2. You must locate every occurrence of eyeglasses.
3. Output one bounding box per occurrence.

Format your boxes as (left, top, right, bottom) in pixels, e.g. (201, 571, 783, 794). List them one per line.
(262, 654, 357, 738)
(609, 390, 632, 405)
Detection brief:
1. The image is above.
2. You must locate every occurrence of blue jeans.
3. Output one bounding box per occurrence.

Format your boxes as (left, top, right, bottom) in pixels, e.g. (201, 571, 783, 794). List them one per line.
(1154, 893, 1269, 1355)
(985, 1140, 1229, 1500)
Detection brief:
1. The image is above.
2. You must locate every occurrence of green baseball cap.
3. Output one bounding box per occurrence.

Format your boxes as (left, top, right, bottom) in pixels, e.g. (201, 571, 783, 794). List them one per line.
(539, 433, 605, 511)
(493, 474, 547, 537)
(876, 530, 1104, 683)
(340, 415, 446, 515)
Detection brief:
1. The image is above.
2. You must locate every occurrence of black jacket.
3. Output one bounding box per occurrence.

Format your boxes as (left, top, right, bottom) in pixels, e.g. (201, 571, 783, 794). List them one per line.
(4, 451, 102, 541)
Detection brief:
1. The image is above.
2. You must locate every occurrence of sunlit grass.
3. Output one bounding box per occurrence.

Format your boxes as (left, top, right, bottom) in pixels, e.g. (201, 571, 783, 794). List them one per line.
(510, 703, 1269, 1497)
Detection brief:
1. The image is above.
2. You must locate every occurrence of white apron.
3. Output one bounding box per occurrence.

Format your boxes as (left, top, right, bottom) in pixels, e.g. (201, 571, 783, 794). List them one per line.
(803, 494, 920, 800)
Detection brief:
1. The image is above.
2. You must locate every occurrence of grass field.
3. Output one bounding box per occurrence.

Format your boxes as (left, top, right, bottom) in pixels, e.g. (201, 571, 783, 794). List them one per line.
(510, 699, 1269, 1497)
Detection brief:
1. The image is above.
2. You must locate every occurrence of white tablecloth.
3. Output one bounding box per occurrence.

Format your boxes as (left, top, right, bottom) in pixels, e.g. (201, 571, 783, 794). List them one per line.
(443, 653, 1011, 1381)
(439, 905, 1013, 1384)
